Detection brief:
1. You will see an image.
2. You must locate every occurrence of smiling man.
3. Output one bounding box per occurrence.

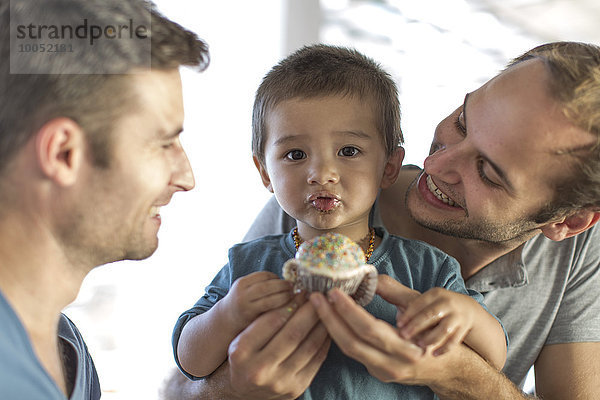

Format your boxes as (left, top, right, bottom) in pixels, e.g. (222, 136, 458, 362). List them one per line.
(0, 0, 208, 399)
(165, 42, 600, 399)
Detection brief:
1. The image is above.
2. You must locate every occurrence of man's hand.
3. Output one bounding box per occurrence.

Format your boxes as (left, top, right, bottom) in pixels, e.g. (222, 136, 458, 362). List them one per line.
(166, 294, 330, 400)
(225, 294, 330, 399)
(309, 275, 533, 400)
(308, 279, 426, 384)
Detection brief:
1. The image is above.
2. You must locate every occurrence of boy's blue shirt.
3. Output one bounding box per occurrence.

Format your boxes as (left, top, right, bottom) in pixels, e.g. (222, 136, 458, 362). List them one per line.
(173, 227, 502, 399)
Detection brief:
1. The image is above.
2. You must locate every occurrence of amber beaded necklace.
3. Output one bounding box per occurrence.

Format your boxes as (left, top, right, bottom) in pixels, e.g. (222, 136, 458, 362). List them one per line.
(292, 227, 376, 262)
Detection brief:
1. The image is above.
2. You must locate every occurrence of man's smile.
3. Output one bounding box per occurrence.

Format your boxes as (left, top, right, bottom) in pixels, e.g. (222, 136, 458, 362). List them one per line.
(426, 175, 458, 207)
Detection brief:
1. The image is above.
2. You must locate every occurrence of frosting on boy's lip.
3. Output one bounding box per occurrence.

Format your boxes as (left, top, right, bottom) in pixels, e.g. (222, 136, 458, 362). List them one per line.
(308, 191, 340, 212)
(426, 175, 459, 207)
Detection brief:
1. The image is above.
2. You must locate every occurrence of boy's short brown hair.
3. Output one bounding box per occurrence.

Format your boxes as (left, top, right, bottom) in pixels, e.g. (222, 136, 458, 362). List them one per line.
(252, 44, 402, 165)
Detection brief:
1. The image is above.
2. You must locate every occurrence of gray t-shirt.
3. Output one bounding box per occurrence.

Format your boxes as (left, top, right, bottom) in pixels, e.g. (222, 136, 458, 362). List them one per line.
(244, 195, 600, 388)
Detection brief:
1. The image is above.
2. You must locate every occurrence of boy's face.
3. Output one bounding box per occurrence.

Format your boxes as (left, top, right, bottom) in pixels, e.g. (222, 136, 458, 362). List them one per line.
(256, 95, 401, 241)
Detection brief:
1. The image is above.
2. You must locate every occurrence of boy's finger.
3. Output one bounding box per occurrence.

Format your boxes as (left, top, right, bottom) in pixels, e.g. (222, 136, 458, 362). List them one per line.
(233, 271, 281, 294)
(432, 332, 462, 357)
(244, 270, 281, 283)
(396, 291, 441, 326)
(252, 291, 294, 311)
(248, 278, 293, 297)
(398, 304, 445, 339)
(376, 275, 420, 309)
(417, 320, 457, 349)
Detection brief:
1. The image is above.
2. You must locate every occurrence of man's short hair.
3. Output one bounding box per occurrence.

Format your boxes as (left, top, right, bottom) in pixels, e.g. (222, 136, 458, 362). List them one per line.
(508, 42, 600, 220)
(252, 44, 402, 165)
(0, 0, 209, 171)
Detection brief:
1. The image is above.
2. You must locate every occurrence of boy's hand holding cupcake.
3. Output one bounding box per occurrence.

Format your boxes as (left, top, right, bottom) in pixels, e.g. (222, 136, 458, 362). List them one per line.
(220, 271, 294, 331)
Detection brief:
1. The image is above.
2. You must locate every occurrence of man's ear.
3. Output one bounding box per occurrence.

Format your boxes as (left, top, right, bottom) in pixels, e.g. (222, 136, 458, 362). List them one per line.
(35, 117, 85, 187)
(380, 146, 405, 189)
(540, 209, 600, 241)
(253, 156, 273, 193)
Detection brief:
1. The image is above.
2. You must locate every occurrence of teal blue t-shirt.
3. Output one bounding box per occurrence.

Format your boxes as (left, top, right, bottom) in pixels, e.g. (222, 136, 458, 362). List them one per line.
(0, 290, 101, 399)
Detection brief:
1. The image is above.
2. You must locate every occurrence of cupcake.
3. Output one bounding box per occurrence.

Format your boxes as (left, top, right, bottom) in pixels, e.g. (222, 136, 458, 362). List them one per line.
(282, 232, 378, 306)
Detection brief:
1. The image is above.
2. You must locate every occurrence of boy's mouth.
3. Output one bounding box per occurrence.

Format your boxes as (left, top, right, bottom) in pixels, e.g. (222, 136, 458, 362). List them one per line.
(308, 192, 340, 212)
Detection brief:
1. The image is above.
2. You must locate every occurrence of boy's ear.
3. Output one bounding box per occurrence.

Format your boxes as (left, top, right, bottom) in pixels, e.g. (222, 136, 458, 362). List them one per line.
(35, 117, 85, 187)
(253, 156, 273, 193)
(380, 146, 405, 189)
(540, 209, 600, 241)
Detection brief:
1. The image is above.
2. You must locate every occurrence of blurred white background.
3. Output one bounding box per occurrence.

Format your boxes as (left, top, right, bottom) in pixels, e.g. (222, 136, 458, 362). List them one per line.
(63, 1, 599, 398)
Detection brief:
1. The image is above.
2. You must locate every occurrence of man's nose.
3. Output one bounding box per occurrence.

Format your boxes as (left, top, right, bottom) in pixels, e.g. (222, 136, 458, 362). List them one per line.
(171, 144, 195, 192)
(423, 142, 468, 186)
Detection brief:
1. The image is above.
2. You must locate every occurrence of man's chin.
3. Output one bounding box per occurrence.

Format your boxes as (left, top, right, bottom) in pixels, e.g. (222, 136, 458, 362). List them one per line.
(409, 213, 466, 238)
(410, 212, 539, 245)
(123, 240, 159, 262)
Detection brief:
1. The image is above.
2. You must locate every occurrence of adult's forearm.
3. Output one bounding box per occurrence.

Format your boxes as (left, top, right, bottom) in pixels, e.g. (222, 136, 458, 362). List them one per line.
(160, 364, 239, 400)
(429, 346, 536, 400)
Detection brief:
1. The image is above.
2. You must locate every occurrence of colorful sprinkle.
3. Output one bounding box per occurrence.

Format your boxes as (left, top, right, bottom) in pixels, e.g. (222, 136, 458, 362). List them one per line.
(295, 232, 366, 271)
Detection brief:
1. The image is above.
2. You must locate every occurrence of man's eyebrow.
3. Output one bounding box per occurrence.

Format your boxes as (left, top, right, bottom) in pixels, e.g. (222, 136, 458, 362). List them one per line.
(554, 142, 596, 156)
(464, 92, 515, 193)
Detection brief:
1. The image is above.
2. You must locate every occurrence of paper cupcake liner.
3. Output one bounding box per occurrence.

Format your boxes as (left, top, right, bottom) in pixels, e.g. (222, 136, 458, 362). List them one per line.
(351, 266, 377, 306)
(297, 269, 362, 294)
(294, 265, 378, 306)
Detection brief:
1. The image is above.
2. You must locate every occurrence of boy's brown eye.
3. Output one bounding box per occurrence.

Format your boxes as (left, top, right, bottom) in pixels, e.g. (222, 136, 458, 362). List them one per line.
(285, 149, 306, 160)
(338, 146, 359, 157)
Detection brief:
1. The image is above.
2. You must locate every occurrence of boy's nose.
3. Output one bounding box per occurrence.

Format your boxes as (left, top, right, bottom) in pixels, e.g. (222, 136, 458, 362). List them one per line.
(307, 160, 339, 185)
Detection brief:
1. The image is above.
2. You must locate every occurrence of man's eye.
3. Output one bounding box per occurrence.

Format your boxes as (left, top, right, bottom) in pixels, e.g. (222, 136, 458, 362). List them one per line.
(429, 142, 444, 155)
(477, 159, 500, 188)
(285, 150, 306, 160)
(455, 111, 467, 134)
(338, 146, 359, 157)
